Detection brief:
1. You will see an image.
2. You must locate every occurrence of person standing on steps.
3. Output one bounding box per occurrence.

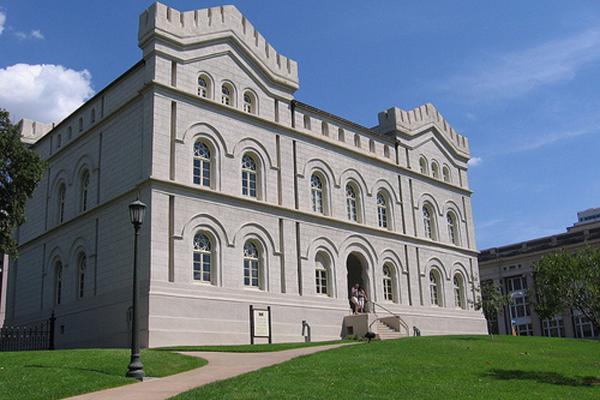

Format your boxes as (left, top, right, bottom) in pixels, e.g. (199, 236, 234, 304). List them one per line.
(350, 283, 360, 314)
(358, 285, 368, 313)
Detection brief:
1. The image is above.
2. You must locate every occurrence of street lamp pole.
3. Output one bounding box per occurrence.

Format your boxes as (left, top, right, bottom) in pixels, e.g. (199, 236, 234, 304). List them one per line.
(126, 199, 147, 380)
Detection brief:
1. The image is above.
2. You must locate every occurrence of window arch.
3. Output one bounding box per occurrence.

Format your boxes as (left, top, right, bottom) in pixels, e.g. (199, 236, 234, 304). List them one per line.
(241, 154, 259, 198)
(321, 121, 329, 136)
(447, 211, 460, 245)
(345, 183, 360, 222)
(243, 241, 261, 288)
(57, 183, 66, 224)
(193, 233, 212, 283)
(422, 203, 437, 240)
(453, 273, 466, 309)
(77, 253, 86, 299)
(431, 162, 440, 179)
(221, 83, 234, 106)
(382, 264, 396, 302)
(243, 91, 256, 114)
(377, 191, 390, 229)
(442, 166, 451, 183)
(311, 174, 325, 214)
(193, 141, 211, 187)
(419, 157, 428, 175)
(79, 170, 90, 212)
(315, 252, 331, 296)
(429, 269, 443, 307)
(54, 261, 63, 305)
(198, 74, 212, 98)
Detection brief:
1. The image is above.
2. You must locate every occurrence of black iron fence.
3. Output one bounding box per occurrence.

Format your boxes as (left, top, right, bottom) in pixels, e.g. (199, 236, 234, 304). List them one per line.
(0, 312, 55, 352)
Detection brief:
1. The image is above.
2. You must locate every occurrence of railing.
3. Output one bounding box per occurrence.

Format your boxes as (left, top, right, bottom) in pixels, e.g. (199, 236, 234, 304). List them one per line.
(368, 300, 411, 337)
(0, 312, 55, 352)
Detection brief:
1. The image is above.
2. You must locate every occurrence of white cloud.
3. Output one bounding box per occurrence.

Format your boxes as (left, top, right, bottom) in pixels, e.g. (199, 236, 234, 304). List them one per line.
(14, 29, 45, 40)
(0, 10, 6, 35)
(444, 28, 600, 100)
(0, 64, 94, 123)
(30, 30, 44, 39)
(468, 156, 482, 167)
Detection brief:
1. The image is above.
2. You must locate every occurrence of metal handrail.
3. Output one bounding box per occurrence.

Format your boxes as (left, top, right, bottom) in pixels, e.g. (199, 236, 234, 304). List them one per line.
(367, 300, 410, 336)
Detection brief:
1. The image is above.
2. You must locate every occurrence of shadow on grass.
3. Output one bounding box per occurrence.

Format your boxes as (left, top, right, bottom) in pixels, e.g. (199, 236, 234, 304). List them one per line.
(485, 369, 600, 387)
(23, 364, 121, 378)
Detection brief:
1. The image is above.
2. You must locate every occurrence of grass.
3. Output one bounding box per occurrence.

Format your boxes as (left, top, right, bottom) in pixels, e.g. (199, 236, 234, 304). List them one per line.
(157, 339, 349, 353)
(0, 348, 206, 400)
(172, 335, 600, 400)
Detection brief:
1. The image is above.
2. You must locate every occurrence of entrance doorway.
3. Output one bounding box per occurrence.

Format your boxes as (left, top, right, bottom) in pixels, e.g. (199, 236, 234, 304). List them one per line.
(346, 252, 368, 306)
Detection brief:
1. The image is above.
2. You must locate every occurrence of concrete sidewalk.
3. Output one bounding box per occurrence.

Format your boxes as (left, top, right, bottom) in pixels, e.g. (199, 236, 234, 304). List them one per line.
(64, 343, 350, 400)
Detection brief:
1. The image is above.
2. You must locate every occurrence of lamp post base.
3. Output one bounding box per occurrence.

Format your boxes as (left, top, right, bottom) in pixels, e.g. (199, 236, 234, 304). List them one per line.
(126, 353, 145, 380)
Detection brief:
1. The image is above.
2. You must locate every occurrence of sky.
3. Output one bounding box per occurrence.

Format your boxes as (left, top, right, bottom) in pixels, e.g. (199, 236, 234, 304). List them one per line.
(0, 1, 598, 249)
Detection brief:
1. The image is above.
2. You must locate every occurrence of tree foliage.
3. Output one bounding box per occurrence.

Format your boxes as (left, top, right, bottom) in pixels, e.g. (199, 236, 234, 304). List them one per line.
(534, 246, 600, 331)
(0, 109, 46, 256)
(475, 280, 511, 334)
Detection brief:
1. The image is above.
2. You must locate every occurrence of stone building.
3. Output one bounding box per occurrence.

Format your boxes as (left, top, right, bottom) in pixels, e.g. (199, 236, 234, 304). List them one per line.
(479, 208, 600, 338)
(4, 3, 486, 348)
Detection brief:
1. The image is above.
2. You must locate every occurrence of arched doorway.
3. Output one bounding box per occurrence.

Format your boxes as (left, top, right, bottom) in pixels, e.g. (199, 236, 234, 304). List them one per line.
(346, 252, 369, 305)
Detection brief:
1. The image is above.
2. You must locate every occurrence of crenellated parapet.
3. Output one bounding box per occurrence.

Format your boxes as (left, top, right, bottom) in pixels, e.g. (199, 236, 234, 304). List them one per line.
(375, 103, 470, 157)
(138, 2, 299, 90)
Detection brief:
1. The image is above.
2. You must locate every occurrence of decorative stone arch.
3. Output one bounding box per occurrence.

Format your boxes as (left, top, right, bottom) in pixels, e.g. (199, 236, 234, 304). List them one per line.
(380, 249, 404, 304)
(379, 248, 406, 274)
(307, 168, 333, 215)
(219, 79, 237, 107)
(241, 87, 259, 115)
(370, 179, 401, 205)
(451, 262, 469, 309)
(235, 140, 274, 201)
(452, 262, 471, 283)
(339, 168, 370, 196)
(68, 237, 91, 300)
(196, 71, 215, 99)
(430, 158, 441, 178)
(416, 192, 442, 216)
(425, 258, 447, 307)
(299, 158, 339, 187)
(180, 122, 230, 156)
(233, 222, 279, 257)
(424, 257, 450, 280)
(443, 200, 464, 222)
(236, 226, 277, 292)
(340, 235, 378, 302)
(50, 169, 69, 193)
(189, 227, 223, 286)
(69, 154, 97, 186)
(179, 213, 231, 247)
(313, 247, 337, 298)
(303, 236, 339, 261)
(47, 246, 66, 306)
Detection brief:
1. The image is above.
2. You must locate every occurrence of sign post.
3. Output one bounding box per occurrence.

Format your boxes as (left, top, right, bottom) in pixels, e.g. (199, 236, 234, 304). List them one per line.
(249, 305, 272, 344)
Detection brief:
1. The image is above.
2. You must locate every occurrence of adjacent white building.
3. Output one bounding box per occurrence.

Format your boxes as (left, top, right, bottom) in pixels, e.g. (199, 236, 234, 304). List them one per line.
(4, 3, 486, 348)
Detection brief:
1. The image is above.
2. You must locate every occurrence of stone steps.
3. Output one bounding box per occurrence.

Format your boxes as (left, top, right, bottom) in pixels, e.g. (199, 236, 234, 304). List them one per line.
(373, 320, 405, 340)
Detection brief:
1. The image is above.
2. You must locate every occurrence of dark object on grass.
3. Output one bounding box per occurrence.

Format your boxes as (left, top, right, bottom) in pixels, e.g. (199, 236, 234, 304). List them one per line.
(364, 331, 377, 342)
(413, 327, 421, 336)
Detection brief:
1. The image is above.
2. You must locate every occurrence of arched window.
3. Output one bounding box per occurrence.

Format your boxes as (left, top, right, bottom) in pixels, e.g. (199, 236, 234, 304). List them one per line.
(243, 91, 256, 114)
(377, 192, 389, 229)
(243, 242, 260, 288)
(241, 154, 258, 198)
(431, 162, 440, 179)
(78, 117, 83, 132)
(419, 157, 428, 175)
(193, 233, 212, 282)
(338, 128, 345, 142)
(311, 174, 324, 214)
(384, 145, 390, 158)
(315, 252, 330, 296)
(346, 184, 359, 222)
(447, 212, 459, 245)
(193, 141, 211, 187)
(198, 75, 211, 98)
(80, 171, 90, 212)
(423, 204, 436, 240)
(453, 273, 466, 309)
(55, 261, 63, 305)
(91, 108, 96, 123)
(303, 115, 311, 130)
(354, 134, 361, 148)
(442, 166, 451, 183)
(77, 254, 86, 299)
(221, 83, 233, 106)
(383, 264, 395, 302)
(429, 269, 442, 307)
(369, 139, 375, 153)
(321, 121, 329, 136)
(57, 183, 66, 223)
(57, 134, 62, 148)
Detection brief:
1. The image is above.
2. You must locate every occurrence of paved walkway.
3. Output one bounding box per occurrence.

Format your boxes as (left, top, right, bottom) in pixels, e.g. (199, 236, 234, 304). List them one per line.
(64, 343, 350, 400)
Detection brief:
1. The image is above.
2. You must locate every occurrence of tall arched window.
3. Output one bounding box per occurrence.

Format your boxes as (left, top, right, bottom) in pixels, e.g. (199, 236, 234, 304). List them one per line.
(77, 254, 86, 299)
(419, 157, 428, 175)
(453, 273, 466, 309)
(80, 171, 90, 212)
(193, 233, 212, 282)
(423, 204, 436, 240)
(243, 92, 256, 114)
(346, 184, 358, 222)
(303, 115, 311, 130)
(198, 75, 211, 98)
(384, 145, 390, 158)
(442, 166, 451, 183)
(431, 162, 440, 179)
(315, 252, 330, 296)
(57, 183, 66, 223)
(377, 192, 388, 229)
(243, 242, 260, 288)
(311, 174, 324, 214)
(447, 212, 459, 245)
(321, 121, 329, 136)
(429, 269, 442, 307)
(55, 261, 63, 305)
(221, 83, 233, 106)
(241, 154, 258, 198)
(193, 142, 211, 187)
(338, 128, 345, 142)
(354, 134, 361, 147)
(383, 264, 394, 302)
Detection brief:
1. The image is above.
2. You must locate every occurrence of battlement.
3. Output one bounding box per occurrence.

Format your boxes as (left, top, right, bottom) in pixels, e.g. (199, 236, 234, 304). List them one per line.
(138, 2, 299, 89)
(375, 103, 469, 156)
(17, 118, 54, 144)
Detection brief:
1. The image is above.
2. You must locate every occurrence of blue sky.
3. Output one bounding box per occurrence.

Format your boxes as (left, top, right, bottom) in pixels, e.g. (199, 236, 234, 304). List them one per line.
(0, 1, 598, 249)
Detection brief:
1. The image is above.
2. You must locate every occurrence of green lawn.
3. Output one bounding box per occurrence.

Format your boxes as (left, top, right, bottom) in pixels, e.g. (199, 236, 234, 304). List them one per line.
(0, 348, 206, 400)
(172, 335, 600, 400)
(157, 339, 349, 353)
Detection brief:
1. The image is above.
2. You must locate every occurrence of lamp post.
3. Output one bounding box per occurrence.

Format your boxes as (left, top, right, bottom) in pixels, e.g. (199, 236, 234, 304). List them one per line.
(126, 199, 146, 380)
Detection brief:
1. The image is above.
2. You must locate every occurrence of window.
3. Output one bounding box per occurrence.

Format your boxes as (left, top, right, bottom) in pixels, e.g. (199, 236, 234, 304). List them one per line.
(346, 184, 358, 222)
(447, 212, 459, 245)
(303, 115, 311, 130)
(354, 134, 361, 147)
(198, 75, 211, 98)
(243, 242, 260, 288)
(384, 145, 390, 158)
(338, 128, 345, 142)
(80, 171, 90, 212)
(243, 91, 256, 114)
(221, 83, 233, 105)
(91, 108, 96, 123)
(67, 126, 72, 140)
(505, 276, 530, 319)
(77, 254, 86, 299)
(321, 121, 329, 136)
(57, 183, 66, 223)
(315, 253, 329, 296)
(516, 323, 533, 336)
(311, 174, 324, 214)
(377, 192, 388, 229)
(55, 262, 63, 305)
(542, 317, 565, 337)
(383, 264, 394, 302)
(78, 117, 83, 132)
(431, 162, 440, 179)
(574, 314, 597, 338)
(429, 269, 442, 307)
(57, 134, 62, 148)
(241, 154, 258, 198)
(453, 273, 466, 309)
(193, 142, 211, 187)
(369, 139, 375, 153)
(442, 166, 451, 183)
(419, 157, 428, 174)
(422, 204, 436, 240)
(193, 233, 212, 282)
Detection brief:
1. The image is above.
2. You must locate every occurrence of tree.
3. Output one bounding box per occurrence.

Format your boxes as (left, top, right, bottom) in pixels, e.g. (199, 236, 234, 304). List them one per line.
(475, 280, 511, 336)
(0, 109, 46, 256)
(534, 247, 600, 332)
